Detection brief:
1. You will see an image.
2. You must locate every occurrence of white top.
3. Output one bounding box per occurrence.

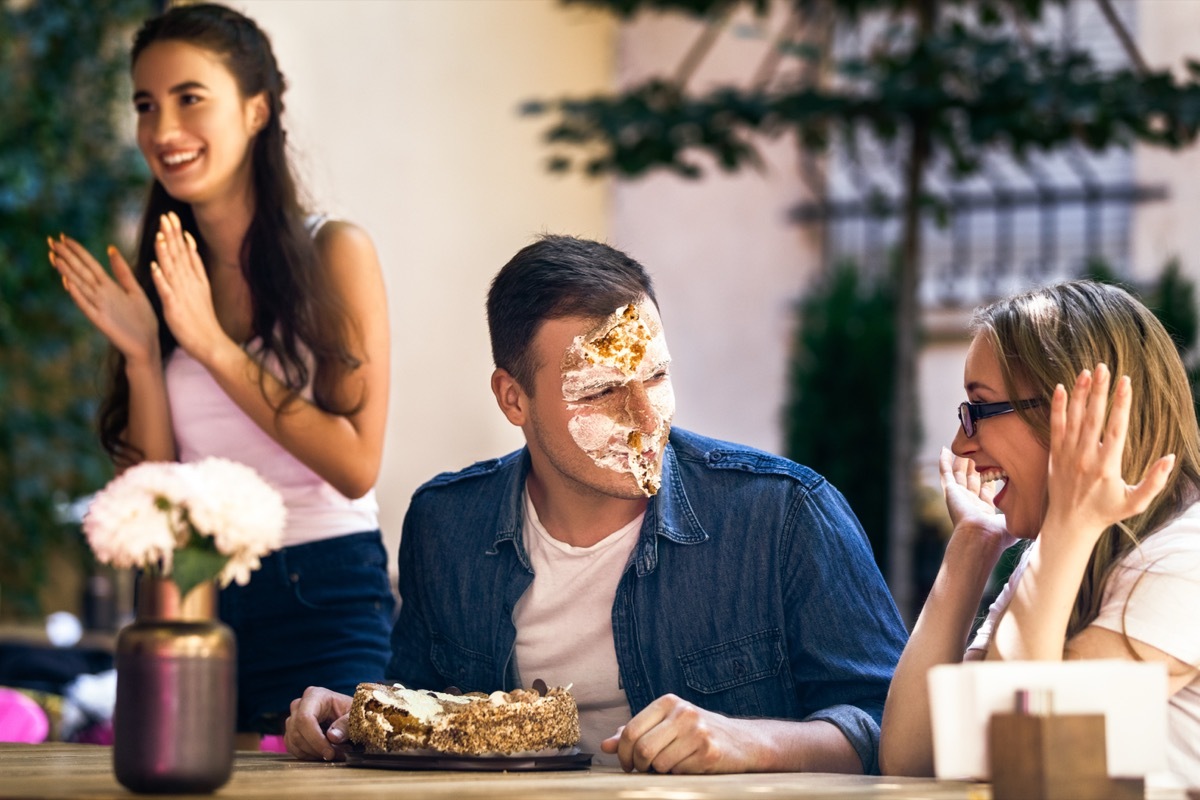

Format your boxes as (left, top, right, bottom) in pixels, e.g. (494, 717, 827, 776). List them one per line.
(969, 502, 1200, 784)
(164, 346, 378, 547)
(513, 489, 640, 764)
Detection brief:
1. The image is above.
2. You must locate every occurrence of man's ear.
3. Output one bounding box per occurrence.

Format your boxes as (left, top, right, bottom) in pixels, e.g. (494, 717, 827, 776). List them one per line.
(491, 368, 528, 427)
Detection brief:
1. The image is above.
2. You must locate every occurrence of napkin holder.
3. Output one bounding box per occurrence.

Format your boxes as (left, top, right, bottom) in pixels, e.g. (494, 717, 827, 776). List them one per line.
(988, 690, 1143, 800)
(928, 660, 1167, 781)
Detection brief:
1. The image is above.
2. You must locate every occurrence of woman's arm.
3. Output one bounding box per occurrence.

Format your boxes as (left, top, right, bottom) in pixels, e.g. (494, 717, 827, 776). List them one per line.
(879, 448, 1013, 776)
(50, 236, 176, 464)
(152, 213, 390, 498)
(990, 365, 1173, 662)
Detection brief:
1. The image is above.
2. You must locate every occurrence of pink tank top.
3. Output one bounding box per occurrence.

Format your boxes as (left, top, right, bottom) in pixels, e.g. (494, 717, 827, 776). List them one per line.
(165, 346, 379, 547)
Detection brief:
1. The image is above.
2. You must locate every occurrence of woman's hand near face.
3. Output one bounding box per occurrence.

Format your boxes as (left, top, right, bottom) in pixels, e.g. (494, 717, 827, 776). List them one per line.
(990, 363, 1176, 663)
(940, 447, 1016, 558)
(1041, 363, 1175, 555)
(49, 235, 159, 365)
(149, 211, 231, 365)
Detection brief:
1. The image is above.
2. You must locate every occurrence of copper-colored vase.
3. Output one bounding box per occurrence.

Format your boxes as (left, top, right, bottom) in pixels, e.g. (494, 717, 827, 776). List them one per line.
(113, 576, 236, 794)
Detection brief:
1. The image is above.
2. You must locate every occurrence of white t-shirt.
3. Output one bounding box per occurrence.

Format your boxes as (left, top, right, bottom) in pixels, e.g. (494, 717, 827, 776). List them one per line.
(969, 502, 1200, 784)
(513, 489, 640, 764)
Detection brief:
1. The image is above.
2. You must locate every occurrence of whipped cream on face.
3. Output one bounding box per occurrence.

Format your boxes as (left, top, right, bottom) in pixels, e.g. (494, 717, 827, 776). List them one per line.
(562, 303, 675, 496)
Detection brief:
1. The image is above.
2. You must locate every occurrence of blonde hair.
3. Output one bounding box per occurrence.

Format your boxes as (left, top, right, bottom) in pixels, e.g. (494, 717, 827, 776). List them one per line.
(973, 280, 1200, 637)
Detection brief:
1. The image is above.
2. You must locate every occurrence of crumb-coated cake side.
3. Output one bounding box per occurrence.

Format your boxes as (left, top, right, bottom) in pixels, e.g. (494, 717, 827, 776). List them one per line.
(346, 683, 580, 756)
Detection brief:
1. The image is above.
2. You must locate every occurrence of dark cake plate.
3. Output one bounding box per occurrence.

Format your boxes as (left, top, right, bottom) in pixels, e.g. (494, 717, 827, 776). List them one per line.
(343, 745, 593, 772)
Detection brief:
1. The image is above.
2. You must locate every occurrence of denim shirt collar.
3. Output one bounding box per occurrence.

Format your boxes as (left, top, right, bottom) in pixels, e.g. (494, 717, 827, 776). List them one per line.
(488, 439, 710, 576)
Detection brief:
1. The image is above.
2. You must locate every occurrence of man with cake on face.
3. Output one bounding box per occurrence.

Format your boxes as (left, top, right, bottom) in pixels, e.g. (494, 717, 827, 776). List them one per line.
(285, 235, 907, 773)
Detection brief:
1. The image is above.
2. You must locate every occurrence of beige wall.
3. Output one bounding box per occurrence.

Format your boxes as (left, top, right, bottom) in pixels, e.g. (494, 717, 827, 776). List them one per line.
(1132, 3, 1200, 285)
(610, 9, 824, 454)
(239, 0, 615, 562)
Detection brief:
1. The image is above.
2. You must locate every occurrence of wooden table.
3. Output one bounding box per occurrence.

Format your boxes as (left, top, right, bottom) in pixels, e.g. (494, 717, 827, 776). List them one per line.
(5, 743, 1193, 800)
(1, 742, 985, 799)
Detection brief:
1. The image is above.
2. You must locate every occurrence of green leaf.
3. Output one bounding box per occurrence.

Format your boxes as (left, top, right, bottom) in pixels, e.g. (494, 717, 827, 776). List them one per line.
(171, 546, 227, 600)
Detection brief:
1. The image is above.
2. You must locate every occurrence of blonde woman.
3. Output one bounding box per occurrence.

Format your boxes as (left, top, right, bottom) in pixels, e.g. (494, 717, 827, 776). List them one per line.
(880, 280, 1200, 784)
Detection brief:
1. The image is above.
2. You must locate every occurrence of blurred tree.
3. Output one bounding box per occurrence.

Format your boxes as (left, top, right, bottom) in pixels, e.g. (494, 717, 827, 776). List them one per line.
(527, 0, 1200, 618)
(784, 260, 899, 577)
(0, 0, 149, 620)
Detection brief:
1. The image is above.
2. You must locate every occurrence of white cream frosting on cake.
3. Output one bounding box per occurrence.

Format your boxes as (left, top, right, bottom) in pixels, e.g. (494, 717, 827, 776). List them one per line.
(347, 682, 581, 756)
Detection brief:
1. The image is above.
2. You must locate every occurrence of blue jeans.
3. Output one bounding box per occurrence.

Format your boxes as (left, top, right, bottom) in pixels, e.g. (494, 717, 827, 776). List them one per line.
(219, 530, 396, 733)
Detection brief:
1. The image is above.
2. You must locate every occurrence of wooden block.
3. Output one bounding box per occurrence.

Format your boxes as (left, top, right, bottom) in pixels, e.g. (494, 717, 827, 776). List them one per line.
(988, 712, 1143, 800)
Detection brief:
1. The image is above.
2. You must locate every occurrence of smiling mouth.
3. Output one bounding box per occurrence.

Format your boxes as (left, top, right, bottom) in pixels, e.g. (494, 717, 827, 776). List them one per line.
(160, 149, 202, 169)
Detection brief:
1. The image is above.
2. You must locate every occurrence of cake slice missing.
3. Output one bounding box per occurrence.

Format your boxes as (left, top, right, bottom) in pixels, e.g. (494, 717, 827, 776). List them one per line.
(346, 682, 580, 756)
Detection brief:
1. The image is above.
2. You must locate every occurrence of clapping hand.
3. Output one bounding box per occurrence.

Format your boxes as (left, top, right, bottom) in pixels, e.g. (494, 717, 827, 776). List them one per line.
(149, 212, 229, 364)
(49, 234, 158, 364)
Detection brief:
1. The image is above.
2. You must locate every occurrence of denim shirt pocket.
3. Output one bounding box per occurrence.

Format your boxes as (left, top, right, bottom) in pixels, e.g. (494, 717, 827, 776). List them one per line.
(678, 628, 786, 717)
(430, 634, 495, 693)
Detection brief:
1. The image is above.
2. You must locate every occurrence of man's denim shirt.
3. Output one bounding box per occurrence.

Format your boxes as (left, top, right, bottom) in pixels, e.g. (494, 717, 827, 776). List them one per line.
(388, 428, 908, 773)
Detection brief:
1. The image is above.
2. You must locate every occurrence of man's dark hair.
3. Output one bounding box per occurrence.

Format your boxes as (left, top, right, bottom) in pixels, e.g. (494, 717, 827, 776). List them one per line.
(487, 235, 658, 393)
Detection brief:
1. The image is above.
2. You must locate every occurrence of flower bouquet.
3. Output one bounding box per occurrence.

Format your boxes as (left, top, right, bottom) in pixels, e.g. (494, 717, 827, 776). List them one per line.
(84, 457, 286, 598)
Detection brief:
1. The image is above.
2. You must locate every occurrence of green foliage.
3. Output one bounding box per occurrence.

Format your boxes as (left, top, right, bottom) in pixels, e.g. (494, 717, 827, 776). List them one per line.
(784, 261, 896, 574)
(0, 0, 149, 620)
(1146, 258, 1199, 355)
(565, 0, 1062, 22)
(1139, 260, 1200, 424)
(531, 0, 1200, 178)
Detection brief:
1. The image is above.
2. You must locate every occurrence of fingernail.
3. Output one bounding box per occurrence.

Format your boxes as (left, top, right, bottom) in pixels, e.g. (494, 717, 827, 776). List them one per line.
(46, 236, 55, 249)
(107, 245, 117, 257)
(328, 726, 345, 743)
(48, 251, 56, 267)
(61, 275, 70, 291)
(151, 261, 161, 272)
(58, 232, 66, 242)
(156, 231, 165, 243)
(185, 231, 197, 250)
(170, 211, 180, 228)
(160, 214, 170, 229)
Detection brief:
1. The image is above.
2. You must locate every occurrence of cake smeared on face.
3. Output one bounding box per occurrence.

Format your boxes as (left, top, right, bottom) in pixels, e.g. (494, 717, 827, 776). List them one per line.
(346, 682, 581, 756)
(561, 302, 675, 496)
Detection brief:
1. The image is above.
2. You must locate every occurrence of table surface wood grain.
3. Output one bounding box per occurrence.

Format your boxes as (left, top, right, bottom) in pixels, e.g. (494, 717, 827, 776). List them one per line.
(1, 742, 989, 799)
(4, 743, 1193, 800)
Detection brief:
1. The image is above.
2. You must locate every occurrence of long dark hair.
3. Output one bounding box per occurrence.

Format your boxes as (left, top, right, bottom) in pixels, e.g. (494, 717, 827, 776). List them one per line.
(100, 3, 362, 466)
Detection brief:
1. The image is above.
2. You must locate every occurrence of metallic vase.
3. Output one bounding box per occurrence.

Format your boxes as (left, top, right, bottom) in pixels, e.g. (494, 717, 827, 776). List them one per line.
(113, 576, 236, 794)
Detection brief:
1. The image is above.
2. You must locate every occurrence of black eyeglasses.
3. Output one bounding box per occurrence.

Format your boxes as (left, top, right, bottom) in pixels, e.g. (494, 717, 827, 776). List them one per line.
(957, 399, 1041, 438)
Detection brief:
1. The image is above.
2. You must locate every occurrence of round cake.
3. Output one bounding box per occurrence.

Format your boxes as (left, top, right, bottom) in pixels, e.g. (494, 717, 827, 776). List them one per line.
(346, 682, 580, 756)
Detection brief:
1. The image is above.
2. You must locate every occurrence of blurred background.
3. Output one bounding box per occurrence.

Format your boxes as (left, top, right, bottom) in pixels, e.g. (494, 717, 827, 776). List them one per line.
(4, 0, 1200, 643)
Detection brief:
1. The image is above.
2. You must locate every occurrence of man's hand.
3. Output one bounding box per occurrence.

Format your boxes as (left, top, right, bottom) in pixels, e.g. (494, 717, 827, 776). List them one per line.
(600, 694, 764, 773)
(284, 686, 352, 762)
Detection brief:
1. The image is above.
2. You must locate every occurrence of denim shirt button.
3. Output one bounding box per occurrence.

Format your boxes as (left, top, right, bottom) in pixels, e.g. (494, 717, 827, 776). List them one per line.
(709, 452, 724, 464)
